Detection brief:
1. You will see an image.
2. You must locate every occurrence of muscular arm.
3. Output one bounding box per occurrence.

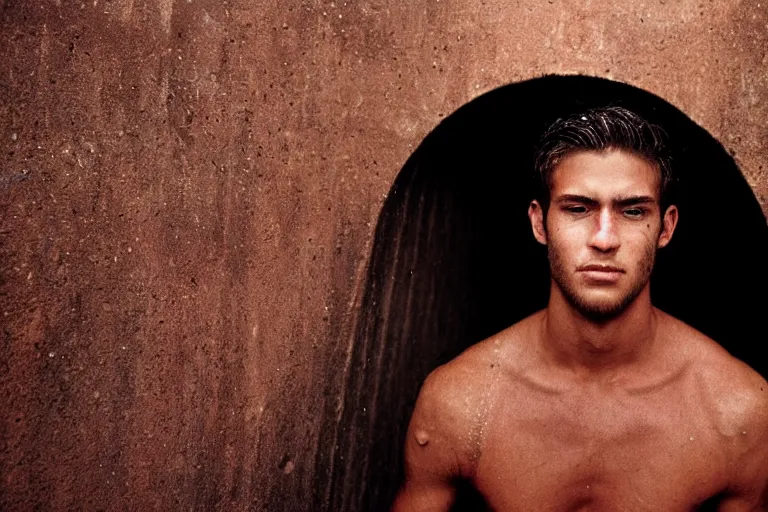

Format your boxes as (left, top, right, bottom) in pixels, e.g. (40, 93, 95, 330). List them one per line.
(390, 425, 457, 512)
(717, 374, 768, 512)
(717, 439, 768, 511)
(392, 365, 482, 512)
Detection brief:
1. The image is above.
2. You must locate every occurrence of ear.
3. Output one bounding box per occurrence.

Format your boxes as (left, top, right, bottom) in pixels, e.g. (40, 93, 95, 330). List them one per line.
(657, 205, 679, 249)
(528, 200, 548, 245)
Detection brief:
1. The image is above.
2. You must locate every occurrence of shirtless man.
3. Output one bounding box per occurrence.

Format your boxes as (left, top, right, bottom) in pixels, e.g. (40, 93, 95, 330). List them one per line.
(392, 107, 768, 511)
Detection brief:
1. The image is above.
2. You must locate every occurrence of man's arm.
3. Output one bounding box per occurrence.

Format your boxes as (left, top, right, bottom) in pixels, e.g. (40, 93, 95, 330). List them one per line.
(716, 435, 768, 511)
(391, 365, 480, 512)
(717, 373, 768, 511)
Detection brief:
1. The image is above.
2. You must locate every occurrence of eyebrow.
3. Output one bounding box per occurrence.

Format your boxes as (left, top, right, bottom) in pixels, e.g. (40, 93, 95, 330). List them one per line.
(555, 194, 657, 207)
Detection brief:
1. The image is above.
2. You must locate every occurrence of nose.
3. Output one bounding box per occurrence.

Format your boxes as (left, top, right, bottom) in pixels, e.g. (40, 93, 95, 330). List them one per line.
(590, 208, 620, 253)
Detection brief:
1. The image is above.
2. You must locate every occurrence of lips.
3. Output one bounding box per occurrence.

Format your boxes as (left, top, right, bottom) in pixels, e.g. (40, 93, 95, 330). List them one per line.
(579, 264, 625, 273)
(578, 264, 625, 283)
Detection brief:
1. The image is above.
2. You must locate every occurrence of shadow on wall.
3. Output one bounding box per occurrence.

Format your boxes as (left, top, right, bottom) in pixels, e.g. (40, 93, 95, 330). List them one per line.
(324, 75, 768, 512)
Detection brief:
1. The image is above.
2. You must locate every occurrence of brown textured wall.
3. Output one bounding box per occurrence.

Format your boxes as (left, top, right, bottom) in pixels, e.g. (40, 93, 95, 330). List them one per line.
(1, 1, 766, 510)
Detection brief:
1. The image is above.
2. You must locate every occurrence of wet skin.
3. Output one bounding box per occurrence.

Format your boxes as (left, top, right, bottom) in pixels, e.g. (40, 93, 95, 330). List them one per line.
(392, 150, 768, 511)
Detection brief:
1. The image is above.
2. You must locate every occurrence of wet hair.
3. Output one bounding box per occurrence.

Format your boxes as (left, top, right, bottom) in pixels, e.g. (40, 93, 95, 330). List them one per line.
(533, 106, 674, 212)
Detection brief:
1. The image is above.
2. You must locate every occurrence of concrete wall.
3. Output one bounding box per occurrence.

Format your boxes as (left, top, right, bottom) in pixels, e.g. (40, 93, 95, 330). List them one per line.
(1, 1, 766, 510)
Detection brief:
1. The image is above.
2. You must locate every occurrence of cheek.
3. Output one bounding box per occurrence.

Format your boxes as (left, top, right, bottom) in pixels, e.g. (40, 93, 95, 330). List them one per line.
(548, 228, 583, 260)
(557, 223, 590, 246)
(624, 227, 661, 263)
(639, 224, 662, 244)
(626, 218, 662, 243)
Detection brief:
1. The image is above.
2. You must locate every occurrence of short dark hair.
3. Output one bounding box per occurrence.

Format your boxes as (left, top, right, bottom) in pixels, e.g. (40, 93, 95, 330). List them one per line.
(533, 106, 674, 212)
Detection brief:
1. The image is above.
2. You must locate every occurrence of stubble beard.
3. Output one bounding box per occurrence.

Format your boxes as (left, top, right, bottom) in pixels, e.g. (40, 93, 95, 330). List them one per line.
(548, 241, 657, 322)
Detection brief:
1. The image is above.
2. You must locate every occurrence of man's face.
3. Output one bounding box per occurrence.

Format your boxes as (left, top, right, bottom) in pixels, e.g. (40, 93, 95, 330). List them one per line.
(528, 149, 678, 320)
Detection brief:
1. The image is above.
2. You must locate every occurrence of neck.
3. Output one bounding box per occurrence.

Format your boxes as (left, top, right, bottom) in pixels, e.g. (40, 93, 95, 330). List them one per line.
(540, 283, 658, 376)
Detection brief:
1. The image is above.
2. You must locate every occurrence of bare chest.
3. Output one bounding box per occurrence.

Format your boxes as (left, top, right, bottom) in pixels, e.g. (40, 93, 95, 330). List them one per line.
(473, 386, 729, 511)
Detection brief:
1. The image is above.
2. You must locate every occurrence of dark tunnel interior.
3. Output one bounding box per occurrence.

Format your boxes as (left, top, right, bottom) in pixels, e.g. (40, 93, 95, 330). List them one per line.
(323, 75, 768, 511)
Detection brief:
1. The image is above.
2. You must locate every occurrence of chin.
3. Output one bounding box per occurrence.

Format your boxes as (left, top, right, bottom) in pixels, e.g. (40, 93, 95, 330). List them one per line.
(562, 287, 638, 322)
(573, 298, 629, 322)
(550, 259, 653, 322)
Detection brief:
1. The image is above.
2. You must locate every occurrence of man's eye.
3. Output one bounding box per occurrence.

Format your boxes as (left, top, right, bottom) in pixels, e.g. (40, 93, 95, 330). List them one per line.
(563, 206, 587, 214)
(624, 208, 644, 218)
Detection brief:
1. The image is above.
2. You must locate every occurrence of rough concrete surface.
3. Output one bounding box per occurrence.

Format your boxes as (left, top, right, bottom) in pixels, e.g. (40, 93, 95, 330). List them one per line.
(1, 0, 766, 510)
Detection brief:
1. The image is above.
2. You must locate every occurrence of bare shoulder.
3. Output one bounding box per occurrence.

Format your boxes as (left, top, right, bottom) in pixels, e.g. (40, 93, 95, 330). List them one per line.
(407, 313, 539, 476)
(420, 312, 540, 416)
(660, 311, 768, 438)
(408, 341, 502, 468)
(662, 313, 768, 503)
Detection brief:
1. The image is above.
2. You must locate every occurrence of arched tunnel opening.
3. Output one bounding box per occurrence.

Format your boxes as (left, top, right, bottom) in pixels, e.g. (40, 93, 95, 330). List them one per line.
(324, 75, 768, 511)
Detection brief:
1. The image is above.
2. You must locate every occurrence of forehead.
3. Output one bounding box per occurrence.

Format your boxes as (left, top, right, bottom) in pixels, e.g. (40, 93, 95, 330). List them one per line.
(550, 149, 661, 200)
